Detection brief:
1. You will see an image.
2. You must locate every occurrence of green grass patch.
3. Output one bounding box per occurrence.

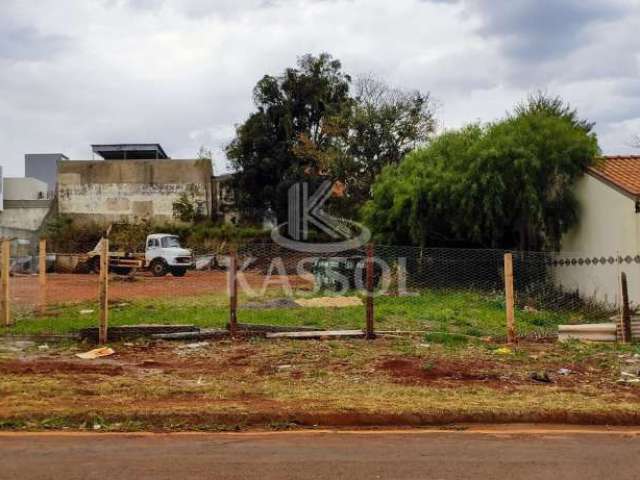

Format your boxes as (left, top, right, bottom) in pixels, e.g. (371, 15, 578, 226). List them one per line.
(0, 288, 597, 337)
(423, 332, 470, 347)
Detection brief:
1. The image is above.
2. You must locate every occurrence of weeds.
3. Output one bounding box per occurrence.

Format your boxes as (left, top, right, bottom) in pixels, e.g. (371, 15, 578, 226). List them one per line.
(423, 332, 471, 348)
(1, 288, 588, 338)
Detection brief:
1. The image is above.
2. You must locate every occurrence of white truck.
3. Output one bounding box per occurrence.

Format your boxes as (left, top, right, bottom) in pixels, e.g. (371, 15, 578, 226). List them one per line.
(87, 233, 193, 277)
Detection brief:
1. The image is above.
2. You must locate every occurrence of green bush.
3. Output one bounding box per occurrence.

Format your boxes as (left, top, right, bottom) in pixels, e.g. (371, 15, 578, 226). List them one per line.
(43, 215, 270, 254)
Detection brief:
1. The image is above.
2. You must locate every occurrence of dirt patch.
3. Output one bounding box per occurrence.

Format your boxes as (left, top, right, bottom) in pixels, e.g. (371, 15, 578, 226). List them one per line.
(5, 407, 640, 431)
(0, 359, 125, 376)
(378, 357, 502, 384)
(11, 271, 314, 306)
(1, 340, 638, 432)
(295, 296, 362, 308)
(136, 360, 167, 369)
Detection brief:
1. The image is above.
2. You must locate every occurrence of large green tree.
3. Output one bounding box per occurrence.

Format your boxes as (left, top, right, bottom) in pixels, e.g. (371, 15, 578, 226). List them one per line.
(227, 56, 436, 220)
(363, 94, 600, 250)
(226, 53, 353, 219)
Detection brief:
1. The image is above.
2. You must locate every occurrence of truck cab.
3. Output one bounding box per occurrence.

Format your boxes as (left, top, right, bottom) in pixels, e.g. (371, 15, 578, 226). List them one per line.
(145, 234, 193, 277)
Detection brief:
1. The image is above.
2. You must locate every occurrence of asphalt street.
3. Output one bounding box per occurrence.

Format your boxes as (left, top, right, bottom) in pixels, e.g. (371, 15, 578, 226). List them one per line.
(2, 428, 639, 479)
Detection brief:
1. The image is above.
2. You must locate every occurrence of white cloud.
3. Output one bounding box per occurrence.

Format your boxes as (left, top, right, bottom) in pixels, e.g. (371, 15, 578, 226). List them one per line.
(0, 0, 638, 177)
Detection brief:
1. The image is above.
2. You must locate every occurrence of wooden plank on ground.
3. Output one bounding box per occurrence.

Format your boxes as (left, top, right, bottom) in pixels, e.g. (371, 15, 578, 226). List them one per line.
(79, 324, 199, 342)
(228, 323, 323, 333)
(152, 329, 230, 341)
(558, 323, 617, 343)
(266, 330, 365, 340)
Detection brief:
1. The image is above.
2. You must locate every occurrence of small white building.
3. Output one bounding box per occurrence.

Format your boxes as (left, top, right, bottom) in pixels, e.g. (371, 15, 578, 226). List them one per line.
(556, 155, 640, 306)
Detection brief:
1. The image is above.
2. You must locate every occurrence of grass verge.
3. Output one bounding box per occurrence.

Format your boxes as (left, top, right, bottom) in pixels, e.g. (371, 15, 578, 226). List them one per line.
(1, 336, 639, 431)
(2, 289, 591, 338)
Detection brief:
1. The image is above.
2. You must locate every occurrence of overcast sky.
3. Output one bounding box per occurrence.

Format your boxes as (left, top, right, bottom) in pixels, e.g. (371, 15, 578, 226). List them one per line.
(1, 0, 639, 176)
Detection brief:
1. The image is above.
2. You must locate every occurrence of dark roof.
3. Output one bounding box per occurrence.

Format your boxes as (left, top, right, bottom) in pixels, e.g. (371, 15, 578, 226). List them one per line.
(588, 156, 640, 197)
(91, 144, 169, 160)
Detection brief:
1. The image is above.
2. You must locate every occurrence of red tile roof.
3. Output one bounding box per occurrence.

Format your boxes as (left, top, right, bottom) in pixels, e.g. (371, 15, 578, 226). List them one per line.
(588, 156, 640, 197)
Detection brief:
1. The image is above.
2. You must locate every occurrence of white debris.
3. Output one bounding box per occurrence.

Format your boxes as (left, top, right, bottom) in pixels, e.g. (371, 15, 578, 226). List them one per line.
(179, 341, 210, 350)
(76, 347, 115, 359)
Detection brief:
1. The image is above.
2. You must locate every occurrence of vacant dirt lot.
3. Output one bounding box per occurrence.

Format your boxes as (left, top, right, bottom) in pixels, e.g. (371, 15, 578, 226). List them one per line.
(1, 336, 640, 430)
(10, 271, 313, 306)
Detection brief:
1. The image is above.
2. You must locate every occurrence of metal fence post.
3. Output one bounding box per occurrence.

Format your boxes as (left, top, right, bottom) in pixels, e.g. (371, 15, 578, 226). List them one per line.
(504, 252, 516, 344)
(228, 248, 238, 334)
(621, 272, 632, 343)
(1, 239, 10, 326)
(365, 243, 375, 340)
(98, 237, 109, 344)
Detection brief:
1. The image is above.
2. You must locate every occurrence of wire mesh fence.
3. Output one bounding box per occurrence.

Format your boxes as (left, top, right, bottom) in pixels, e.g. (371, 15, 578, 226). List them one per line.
(0, 238, 633, 342)
(233, 243, 369, 332)
(372, 246, 507, 337)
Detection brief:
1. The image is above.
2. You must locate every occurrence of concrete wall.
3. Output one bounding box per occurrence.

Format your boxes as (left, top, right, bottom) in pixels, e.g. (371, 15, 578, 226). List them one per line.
(0, 198, 55, 258)
(25, 153, 67, 192)
(0, 201, 52, 230)
(57, 159, 213, 224)
(555, 173, 640, 306)
(3, 177, 48, 201)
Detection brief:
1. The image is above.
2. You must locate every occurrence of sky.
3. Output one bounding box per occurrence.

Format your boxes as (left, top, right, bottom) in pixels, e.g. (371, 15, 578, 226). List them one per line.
(1, 0, 639, 176)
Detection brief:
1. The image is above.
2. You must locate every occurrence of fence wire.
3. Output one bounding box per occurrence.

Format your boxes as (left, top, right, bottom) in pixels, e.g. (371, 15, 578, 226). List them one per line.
(0, 239, 632, 341)
(234, 243, 367, 331)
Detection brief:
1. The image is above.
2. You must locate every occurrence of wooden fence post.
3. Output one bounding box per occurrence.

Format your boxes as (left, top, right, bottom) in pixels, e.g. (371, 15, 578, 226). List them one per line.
(504, 252, 516, 344)
(228, 249, 238, 334)
(620, 272, 632, 343)
(1, 239, 10, 326)
(98, 238, 109, 345)
(38, 238, 47, 313)
(365, 243, 376, 339)
(38, 239, 47, 286)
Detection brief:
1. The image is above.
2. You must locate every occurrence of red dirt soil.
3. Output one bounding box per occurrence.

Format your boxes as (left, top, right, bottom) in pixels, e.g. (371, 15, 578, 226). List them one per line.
(10, 271, 313, 306)
(0, 359, 124, 375)
(378, 357, 502, 384)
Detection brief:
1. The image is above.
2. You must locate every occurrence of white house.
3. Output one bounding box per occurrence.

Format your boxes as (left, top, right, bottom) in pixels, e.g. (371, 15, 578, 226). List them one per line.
(555, 155, 640, 306)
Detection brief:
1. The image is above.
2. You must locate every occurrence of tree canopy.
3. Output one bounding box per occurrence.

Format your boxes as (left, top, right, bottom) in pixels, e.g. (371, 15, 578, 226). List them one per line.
(331, 76, 435, 214)
(226, 54, 435, 220)
(362, 94, 600, 250)
(226, 53, 353, 219)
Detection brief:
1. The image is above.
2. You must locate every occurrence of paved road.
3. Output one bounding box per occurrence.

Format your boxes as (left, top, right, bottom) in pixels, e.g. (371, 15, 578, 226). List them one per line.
(2, 428, 640, 479)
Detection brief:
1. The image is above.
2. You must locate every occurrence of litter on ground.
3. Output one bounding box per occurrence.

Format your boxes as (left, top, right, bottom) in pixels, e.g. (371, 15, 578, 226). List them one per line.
(76, 347, 115, 359)
(493, 347, 513, 355)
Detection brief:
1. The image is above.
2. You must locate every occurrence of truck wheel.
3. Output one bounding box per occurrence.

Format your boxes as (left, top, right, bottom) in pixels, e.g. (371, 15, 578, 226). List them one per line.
(111, 266, 132, 276)
(150, 259, 168, 277)
(89, 256, 101, 274)
(171, 267, 187, 277)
